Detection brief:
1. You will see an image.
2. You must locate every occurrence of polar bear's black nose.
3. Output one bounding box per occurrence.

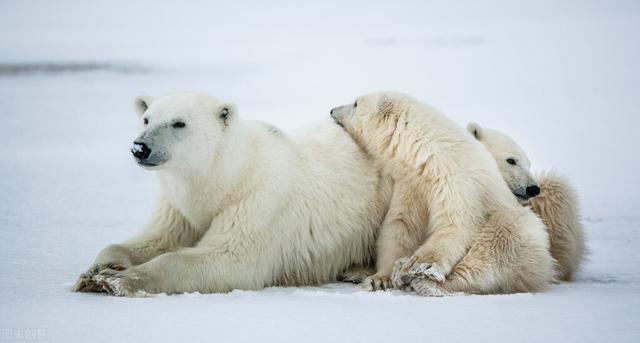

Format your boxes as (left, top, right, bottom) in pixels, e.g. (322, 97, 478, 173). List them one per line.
(131, 142, 151, 160)
(526, 185, 541, 197)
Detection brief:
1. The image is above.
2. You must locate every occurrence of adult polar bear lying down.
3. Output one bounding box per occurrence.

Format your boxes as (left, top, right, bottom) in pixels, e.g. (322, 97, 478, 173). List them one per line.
(74, 92, 392, 296)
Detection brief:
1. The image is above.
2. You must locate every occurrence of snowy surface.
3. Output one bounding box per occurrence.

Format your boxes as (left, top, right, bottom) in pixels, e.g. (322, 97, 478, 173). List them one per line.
(1, 0, 639, 342)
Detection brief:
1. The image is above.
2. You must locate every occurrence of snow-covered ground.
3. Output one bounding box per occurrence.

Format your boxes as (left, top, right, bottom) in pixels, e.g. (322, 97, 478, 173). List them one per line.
(1, 1, 639, 342)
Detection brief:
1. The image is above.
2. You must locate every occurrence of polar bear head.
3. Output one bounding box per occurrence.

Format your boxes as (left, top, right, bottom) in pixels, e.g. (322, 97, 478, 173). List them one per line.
(131, 92, 237, 170)
(467, 123, 540, 203)
(329, 91, 418, 160)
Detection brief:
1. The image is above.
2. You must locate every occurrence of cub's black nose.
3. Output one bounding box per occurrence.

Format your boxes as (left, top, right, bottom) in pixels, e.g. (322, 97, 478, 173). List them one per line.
(131, 142, 151, 160)
(526, 185, 541, 197)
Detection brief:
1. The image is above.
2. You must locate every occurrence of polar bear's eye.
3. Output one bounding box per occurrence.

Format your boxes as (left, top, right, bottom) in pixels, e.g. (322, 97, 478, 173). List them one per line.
(354, 101, 358, 108)
(506, 158, 517, 165)
(143, 118, 149, 125)
(172, 121, 186, 128)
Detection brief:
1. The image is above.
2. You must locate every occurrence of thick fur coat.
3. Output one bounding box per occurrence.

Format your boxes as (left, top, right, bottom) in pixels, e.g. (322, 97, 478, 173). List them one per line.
(74, 92, 392, 296)
(331, 91, 555, 295)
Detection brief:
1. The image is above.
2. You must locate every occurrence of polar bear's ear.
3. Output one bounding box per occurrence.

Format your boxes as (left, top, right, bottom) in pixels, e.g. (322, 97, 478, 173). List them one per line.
(375, 96, 396, 122)
(134, 96, 154, 117)
(218, 102, 237, 128)
(467, 122, 483, 141)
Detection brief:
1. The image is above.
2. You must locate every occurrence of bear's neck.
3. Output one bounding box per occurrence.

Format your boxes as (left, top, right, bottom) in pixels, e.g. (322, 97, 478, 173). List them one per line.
(156, 124, 255, 229)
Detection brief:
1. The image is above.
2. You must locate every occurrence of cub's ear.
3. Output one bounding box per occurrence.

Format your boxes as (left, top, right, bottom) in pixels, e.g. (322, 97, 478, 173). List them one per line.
(134, 96, 155, 117)
(467, 122, 483, 140)
(377, 96, 395, 120)
(218, 102, 237, 127)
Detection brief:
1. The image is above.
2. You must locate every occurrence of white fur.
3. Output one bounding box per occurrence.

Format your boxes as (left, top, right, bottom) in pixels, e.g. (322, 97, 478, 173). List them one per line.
(467, 123, 537, 203)
(468, 123, 586, 281)
(331, 91, 556, 295)
(529, 172, 585, 281)
(74, 92, 392, 296)
(339, 118, 583, 292)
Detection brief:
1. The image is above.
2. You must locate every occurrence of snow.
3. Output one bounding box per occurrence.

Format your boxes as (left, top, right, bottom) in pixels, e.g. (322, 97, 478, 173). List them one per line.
(1, 0, 639, 342)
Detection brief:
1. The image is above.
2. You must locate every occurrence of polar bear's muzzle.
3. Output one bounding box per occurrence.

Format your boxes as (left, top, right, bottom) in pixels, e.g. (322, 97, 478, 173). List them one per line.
(329, 107, 341, 125)
(131, 141, 168, 168)
(512, 182, 541, 204)
(330, 105, 353, 127)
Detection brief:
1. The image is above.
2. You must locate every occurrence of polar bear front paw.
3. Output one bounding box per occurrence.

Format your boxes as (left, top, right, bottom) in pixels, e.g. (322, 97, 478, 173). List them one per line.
(360, 275, 393, 291)
(392, 255, 446, 286)
(391, 257, 414, 289)
(73, 271, 103, 293)
(73, 263, 129, 292)
(91, 269, 151, 297)
(410, 262, 446, 283)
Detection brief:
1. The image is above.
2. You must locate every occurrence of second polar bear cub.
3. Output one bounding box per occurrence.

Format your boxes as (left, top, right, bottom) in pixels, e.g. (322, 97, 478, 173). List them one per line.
(468, 123, 585, 281)
(331, 91, 555, 295)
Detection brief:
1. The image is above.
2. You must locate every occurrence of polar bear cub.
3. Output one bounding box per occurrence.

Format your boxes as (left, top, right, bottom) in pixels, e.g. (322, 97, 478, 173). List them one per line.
(468, 123, 585, 281)
(74, 92, 392, 296)
(331, 91, 555, 295)
(339, 124, 585, 285)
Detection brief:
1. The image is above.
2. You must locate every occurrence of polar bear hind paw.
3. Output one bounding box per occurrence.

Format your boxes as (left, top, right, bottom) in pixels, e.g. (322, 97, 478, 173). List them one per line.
(410, 278, 450, 297)
(338, 267, 373, 284)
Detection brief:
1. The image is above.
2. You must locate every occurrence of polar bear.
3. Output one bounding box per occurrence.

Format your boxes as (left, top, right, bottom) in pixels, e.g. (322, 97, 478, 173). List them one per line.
(339, 121, 585, 288)
(467, 123, 585, 281)
(73, 92, 392, 296)
(330, 91, 555, 295)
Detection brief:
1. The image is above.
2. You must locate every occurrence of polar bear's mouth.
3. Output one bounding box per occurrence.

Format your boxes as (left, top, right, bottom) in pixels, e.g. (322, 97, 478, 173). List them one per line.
(514, 192, 531, 203)
(136, 160, 160, 167)
(330, 112, 343, 128)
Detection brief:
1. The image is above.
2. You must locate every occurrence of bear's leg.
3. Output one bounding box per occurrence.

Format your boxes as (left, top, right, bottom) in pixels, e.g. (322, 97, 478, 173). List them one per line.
(430, 250, 496, 295)
(90, 202, 279, 296)
(74, 198, 201, 292)
(392, 244, 493, 296)
(362, 183, 426, 291)
(395, 208, 554, 296)
(398, 176, 488, 284)
(90, 244, 269, 296)
(409, 264, 490, 297)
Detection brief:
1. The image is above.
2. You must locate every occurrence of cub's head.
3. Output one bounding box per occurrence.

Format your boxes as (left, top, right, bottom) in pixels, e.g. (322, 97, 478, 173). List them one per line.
(131, 92, 236, 170)
(467, 122, 539, 204)
(330, 91, 411, 157)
